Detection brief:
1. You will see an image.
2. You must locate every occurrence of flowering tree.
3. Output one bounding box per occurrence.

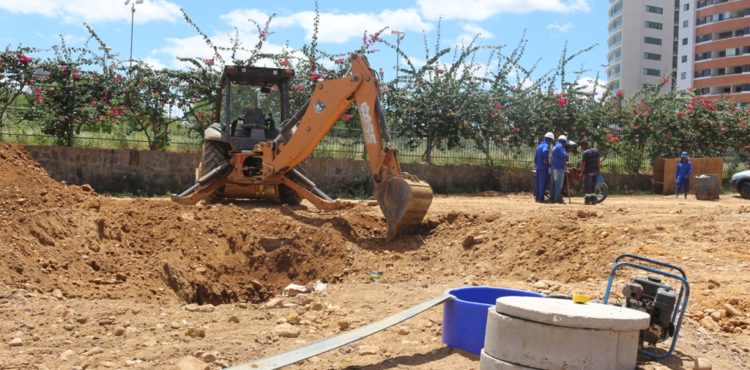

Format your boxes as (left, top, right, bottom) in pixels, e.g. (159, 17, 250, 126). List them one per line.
(24, 39, 114, 146)
(117, 63, 183, 150)
(384, 26, 491, 163)
(0, 47, 36, 132)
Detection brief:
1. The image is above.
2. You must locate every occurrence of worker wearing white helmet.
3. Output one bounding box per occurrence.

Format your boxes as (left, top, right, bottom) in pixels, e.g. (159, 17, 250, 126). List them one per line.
(550, 134, 569, 203)
(534, 132, 555, 202)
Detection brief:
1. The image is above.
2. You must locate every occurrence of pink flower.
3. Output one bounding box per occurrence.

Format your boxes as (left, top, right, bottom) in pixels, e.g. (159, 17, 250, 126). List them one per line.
(494, 102, 503, 110)
(111, 108, 121, 117)
(203, 58, 214, 66)
(16, 54, 32, 64)
(605, 132, 620, 143)
(33, 88, 43, 103)
(342, 113, 352, 121)
(310, 73, 322, 81)
(661, 76, 670, 85)
(557, 93, 566, 108)
(436, 68, 444, 74)
(279, 59, 290, 66)
(259, 30, 267, 40)
(292, 83, 305, 93)
(615, 90, 624, 98)
(72, 72, 80, 80)
(335, 58, 346, 64)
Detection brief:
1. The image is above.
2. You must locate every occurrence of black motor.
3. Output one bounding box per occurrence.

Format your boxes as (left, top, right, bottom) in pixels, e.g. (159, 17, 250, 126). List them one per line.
(622, 276, 677, 344)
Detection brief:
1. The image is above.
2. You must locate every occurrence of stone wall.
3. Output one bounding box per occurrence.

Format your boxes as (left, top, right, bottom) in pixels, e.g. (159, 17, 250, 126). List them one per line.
(26, 146, 199, 195)
(26, 146, 653, 196)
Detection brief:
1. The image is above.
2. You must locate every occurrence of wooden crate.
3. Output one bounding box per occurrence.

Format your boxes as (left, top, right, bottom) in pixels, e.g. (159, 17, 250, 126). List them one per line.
(652, 157, 723, 195)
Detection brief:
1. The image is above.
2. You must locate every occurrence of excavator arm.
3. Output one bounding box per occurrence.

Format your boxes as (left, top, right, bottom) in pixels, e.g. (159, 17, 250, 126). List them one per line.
(172, 54, 433, 241)
(261, 54, 433, 240)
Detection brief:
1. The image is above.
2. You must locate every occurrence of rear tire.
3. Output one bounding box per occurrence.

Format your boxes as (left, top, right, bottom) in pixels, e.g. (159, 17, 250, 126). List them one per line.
(740, 181, 750, 199)
(200, 141, 229, 201)
(279, 184, 302, 205)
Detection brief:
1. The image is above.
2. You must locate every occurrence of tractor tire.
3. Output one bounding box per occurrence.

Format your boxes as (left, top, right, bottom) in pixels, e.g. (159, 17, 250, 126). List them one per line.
(279, 184, 302, 206)
(740, 181, 750, 199)
(200, 141, 229, 201)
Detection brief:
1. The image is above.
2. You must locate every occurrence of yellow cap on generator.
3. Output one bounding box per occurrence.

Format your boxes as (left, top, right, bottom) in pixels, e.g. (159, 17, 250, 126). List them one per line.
(572, 293, 590, 304)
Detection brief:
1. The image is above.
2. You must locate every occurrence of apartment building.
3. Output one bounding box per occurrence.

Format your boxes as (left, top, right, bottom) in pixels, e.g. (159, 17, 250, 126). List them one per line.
(677, 0, 750, 105)
(607, 0, 678, 95)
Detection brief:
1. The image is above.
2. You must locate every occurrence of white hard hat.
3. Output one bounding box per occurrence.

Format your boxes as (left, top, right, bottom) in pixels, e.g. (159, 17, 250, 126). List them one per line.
(544, 132, 554, 140)
(558, 135, 567, 142)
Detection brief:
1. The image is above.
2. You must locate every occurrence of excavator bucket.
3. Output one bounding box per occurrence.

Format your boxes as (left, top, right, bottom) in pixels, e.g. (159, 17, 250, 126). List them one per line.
(376, 175, 434, 241)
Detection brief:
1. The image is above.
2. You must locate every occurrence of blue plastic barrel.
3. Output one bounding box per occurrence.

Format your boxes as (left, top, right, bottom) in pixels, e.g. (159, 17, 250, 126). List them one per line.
(442, 286, 543, 355)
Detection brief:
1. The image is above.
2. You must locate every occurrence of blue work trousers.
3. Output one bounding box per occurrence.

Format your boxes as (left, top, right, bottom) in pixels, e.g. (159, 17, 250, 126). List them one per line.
(676, 178, 690, 194)
(535, 168, 549, 202)
(551, 168, 565, 202)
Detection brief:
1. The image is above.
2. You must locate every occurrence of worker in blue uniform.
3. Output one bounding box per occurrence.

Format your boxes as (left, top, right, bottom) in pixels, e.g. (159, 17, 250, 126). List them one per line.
(551, 135, 569, 204)
(534, 132, 554, 203)
(675, 151, 692, 199)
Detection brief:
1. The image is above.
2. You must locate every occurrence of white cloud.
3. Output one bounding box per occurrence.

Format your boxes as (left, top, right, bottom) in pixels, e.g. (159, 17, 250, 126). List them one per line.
(155, 32, 292, 69)
(141, 57, 166, 70)
(453, 23, 494, 47)
(0, 0, 182, 24)
(219, 9, 271, 32)
(573, 77, 607, 98)
(417, 0, 590, 21)
(547, 22, 574, 33)
(221, 8, 432, 44)
(155, 7, 434, 68)
(463, 24, 494, 39)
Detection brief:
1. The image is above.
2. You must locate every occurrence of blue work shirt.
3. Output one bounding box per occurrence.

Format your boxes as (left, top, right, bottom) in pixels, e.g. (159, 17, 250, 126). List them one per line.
(676, 160, 692, 182)
(551, 142, 568, 169)
(534, 141, 550, 169)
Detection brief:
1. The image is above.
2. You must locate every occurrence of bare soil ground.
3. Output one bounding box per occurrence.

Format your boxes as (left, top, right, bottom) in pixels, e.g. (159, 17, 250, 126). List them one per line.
(1, 143, 749, 370)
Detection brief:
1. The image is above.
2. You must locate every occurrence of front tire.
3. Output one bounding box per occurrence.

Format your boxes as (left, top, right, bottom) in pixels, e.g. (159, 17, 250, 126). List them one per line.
(740, 181, 750, 199)
(200, 141, 229, 201)
(595, 183, 608, 203)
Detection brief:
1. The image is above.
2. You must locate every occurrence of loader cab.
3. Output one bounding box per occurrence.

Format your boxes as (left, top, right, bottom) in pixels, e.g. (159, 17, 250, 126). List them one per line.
(215, 65, 294, 151)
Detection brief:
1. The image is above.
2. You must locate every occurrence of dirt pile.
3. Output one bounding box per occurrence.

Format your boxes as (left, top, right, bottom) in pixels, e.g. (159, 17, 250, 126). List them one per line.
(0, 144, 380, 304)
(2, 142, 748, 314)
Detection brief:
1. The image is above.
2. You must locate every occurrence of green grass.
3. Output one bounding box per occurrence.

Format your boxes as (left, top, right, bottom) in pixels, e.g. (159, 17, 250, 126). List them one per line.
(0, 119, 202, 152)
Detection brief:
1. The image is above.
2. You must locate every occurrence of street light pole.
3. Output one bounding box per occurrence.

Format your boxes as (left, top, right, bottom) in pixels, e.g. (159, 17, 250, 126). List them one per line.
(390, 30, 405, 83)
(125, 0, 144, 69)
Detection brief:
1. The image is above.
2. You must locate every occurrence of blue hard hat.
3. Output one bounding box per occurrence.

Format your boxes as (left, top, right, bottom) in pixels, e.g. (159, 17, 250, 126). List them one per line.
(680, 151, 689, 158)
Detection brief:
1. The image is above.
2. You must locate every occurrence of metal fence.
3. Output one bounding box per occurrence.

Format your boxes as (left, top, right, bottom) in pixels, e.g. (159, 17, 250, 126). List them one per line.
(1, 126, 748, 177)
(0, 131, 202, 152)
(312, 128, 640, 171)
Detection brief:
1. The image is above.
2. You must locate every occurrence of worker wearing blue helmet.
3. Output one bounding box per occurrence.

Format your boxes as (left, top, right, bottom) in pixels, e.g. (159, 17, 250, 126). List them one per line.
(675, 151, 692, 198)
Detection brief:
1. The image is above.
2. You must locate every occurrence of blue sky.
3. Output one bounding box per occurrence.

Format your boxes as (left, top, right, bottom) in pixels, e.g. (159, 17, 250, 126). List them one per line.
(0, 0, 607, 85)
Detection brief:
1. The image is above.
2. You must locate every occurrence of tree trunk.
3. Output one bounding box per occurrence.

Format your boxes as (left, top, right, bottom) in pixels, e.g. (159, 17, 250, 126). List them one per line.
(483, 137, 494, 166)
(423, 136, 434, 164)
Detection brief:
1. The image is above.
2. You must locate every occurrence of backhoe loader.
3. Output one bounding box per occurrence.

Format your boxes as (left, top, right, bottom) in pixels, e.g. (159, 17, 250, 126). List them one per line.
(172, 53, 433, 241)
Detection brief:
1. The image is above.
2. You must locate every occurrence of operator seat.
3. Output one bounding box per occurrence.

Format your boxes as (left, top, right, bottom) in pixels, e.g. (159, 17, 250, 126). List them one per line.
(243, 108, 267, 140)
